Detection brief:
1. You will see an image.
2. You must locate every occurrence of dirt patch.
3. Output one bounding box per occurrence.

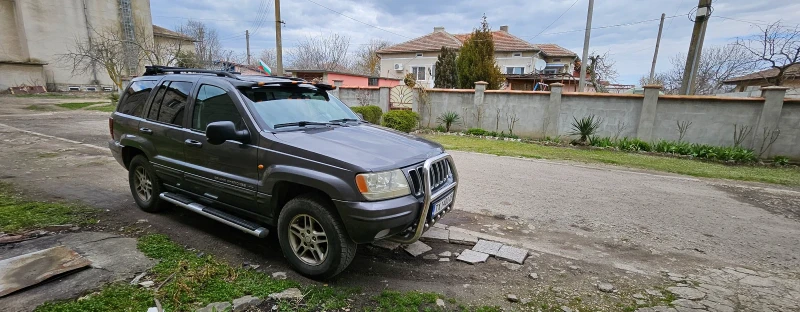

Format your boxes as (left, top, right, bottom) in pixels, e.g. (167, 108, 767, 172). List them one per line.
(716, 184, 800, 222)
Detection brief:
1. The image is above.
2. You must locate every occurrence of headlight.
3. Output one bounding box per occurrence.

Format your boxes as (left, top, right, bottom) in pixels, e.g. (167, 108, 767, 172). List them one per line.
(355, 169, 410, 201)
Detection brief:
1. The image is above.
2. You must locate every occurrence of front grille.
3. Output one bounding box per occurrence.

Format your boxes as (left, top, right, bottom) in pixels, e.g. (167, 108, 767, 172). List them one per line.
(408, 158, 453, 197)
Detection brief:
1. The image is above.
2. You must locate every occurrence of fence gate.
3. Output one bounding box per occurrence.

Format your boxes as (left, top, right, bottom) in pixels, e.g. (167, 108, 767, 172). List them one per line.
(389, 85, 413, 110)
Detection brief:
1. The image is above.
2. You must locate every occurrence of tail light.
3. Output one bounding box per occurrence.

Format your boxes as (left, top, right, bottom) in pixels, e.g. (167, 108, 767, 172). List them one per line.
(108, 117, 114, 139)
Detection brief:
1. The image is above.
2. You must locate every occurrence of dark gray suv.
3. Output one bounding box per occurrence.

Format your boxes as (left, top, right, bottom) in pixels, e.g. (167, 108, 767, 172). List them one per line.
(108, 66, 458, 278)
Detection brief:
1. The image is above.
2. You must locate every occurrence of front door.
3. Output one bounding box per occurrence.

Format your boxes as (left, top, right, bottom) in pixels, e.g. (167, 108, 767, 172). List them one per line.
(183, 83, 259, 213)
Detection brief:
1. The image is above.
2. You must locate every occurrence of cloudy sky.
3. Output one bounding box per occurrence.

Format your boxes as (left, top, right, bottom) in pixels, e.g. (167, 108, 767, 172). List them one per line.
(151, 0, 800, 85)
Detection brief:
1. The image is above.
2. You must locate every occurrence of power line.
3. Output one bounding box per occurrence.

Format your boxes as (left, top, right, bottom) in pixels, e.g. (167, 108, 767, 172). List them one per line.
(714, 16, 800, 28)
(527, 0, 581, 40)
(303, 0, 412, 39)
(664, 0, 686, 31)
(535, 14, 682, 37)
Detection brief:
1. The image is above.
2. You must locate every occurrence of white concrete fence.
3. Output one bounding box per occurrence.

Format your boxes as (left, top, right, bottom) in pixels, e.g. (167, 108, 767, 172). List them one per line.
(332, 81, 799, 158)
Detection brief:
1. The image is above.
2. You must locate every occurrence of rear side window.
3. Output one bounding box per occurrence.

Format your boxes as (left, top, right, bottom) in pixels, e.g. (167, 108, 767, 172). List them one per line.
(117, 80, 156, 117)
(192, 85, 243, 132)
(147, 81, 193, 126)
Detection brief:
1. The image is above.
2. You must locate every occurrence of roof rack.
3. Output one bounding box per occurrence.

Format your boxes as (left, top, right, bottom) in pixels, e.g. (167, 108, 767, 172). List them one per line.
(143, 65, 241, 79)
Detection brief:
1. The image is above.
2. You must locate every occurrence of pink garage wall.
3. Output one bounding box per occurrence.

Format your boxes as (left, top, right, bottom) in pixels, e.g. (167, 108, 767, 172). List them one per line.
(327, 72, 400, 87)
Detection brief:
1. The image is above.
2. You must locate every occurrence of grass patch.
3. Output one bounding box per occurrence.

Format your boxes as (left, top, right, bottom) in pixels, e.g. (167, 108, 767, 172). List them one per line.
(56, 102, 105, 110)
(38, 234, 496, 312)
(86, 105, 116, 112)
(24, 104, 57, 111)
(426, 134, 800, 186)
(14, 93, 78, 98)
(0, 183, 96, 233)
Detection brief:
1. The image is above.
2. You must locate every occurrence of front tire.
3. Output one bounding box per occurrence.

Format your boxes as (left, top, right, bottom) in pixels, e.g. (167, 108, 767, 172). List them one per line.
(128, 155, 166, 212)
(277, 194, 356, 279)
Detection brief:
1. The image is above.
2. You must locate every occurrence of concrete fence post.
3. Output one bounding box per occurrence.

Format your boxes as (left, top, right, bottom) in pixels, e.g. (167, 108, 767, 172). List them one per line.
(331, 80, 343, 99)
(474, 81, 488, 107)
(545, 83, 564, 137)
(636, 85, 662, 141)
(378, 86, 391, 112)
(754, 86, 788, 156)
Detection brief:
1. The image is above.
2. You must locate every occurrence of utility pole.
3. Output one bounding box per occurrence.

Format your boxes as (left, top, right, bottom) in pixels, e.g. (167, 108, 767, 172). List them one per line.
(578, 0, 594, 92)
(680, 0, 712, 95)
(649, 13, 666, 83)
(274, 0, 284, 76)
(245, 30, 251, 65)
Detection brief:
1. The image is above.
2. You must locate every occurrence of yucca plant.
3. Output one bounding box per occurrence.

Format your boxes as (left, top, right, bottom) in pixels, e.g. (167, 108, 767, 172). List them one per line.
(570, 115, 603, 144)
(436, 111, 461, 132)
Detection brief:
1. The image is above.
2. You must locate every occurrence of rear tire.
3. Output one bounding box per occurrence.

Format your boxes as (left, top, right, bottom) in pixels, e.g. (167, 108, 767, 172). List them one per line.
(128, 155, 166, 213)
(277, 194, 356, 279)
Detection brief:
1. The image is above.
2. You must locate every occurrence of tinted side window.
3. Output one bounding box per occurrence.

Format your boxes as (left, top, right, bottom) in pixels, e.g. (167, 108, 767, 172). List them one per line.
(117, 80, 156, 117)
(192, 85, 243, 131)
(148, 81, 193, 126)
(147, 83, 168, 120)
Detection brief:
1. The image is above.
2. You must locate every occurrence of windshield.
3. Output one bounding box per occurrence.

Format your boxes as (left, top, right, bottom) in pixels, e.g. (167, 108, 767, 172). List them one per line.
(239, 86, 358, 128)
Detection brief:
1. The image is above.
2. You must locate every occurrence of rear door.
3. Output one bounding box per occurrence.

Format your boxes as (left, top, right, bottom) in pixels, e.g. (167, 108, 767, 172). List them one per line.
(183, 80, 259, 213)
(139, 78, 197, 186)
(113, 79, 157, 144)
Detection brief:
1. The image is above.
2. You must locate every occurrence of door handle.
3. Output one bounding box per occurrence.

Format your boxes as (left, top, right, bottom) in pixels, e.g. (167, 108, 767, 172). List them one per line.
(184, 139, 203, 148)
(139, 127, 153, 134)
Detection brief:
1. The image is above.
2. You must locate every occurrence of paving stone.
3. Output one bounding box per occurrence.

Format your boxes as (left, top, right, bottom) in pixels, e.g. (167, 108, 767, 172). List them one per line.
(646, 289, 663, 297)
(438, 251, 452, 257)
(232, 295, 263, 311)
(433, 223, 448, 229)
(495, 245, 528, 264)
(197, 302, 232, 312)
(423, 254, 439, 260)
(667, 287, 706, 300)
(506, 294, 519, 302)
(404, 241, 432, 257)
(560, 306, 573, 312)
(272, 272, 287, 280)
(421, 227, 449, 243)
(456, 249, 489, 264)
(734, 267, 758, 275)
(448, 230, 479, 246)
(672, 299, 705, 309)
(529, 273, 539, 280)
(597, 282, 615, 293)
(739, 275, 775, 287)
(372, 240, 400, 250)
(138, 281, 154, 288)
(501, 262, 522, 271)
(633, 293, 646, 299)
(635, 307, 655, 312)
(436, 298, 445, 307)
(439, 258, 450, 262)
(268, 288, 303, 300)
(650, 307, 678, 312)
(472, 239, 503, 255)
(701, 300, 734, 312)
(673, 307, 705, 312)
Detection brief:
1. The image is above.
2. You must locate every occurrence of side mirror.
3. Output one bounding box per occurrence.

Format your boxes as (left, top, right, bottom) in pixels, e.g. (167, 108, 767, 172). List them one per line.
(206, 121, 249, 145)
(355, 113, 364, 120)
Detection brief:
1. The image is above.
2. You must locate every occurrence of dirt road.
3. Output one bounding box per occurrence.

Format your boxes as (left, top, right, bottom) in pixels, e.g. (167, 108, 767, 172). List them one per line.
(1, 95, 798, 311)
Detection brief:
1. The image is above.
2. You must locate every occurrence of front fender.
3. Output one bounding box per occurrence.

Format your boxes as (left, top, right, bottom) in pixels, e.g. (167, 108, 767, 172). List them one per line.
(262, 165, 360, 201)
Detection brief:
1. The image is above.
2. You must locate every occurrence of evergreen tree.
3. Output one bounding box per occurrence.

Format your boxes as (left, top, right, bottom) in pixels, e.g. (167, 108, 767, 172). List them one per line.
(456, 15, 504, 89)
(434, 46, 458, 88)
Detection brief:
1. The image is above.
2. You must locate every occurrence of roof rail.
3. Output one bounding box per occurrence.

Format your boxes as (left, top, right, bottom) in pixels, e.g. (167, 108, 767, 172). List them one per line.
(143, 65, 241, 79)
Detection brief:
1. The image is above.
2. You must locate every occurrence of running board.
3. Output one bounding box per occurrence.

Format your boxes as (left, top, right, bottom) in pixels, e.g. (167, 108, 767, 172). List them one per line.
(159, 192, 269, 238)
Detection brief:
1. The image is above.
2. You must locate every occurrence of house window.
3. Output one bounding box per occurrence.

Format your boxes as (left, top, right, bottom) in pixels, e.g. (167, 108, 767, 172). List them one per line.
(368, 77, 379, 86)
(416, 53, 423, 57)
(430, 64, 436, 78)
(505, 67, 525, 75)
(543, 69, 558, 74)
(412, 66, 426, 80)
(512, 52, 522, 57)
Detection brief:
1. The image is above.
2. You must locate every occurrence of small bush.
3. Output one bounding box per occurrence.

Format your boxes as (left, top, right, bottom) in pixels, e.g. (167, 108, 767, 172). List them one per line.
(436, 111, 461, 132)
(616, 137, 651, 152)
(350, 105, 383, 124)
(570, 115, 603, 144)
(498, 131, 519, 139)
(383, 110, 420, 133)
(773, 155, 790, 166)
(435, 125, 446, 132)
(487, 131, 499, 137)
(466, 128, 488, 136)
(589, 136, 614, 148)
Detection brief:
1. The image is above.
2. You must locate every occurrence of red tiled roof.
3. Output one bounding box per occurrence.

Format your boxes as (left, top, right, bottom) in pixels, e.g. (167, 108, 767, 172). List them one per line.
(723, 64, 800, 83)
(378, 30, 549, 54)
(533, 44, 577, 58)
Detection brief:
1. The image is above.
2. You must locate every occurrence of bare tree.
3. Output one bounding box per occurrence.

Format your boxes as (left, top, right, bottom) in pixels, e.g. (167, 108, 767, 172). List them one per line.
(506, 110, 520, 135)
(353, 39, 391, 76)
(354, 88, 372, 106)
(415, 86, 433, 128)
(288, 34, 352, 71)
(472, 105, 485, 129)
(59, 27, 130, 89)
(656, 45, 753, 94)
(588, 51, 618, 93)
(176, 20, 222, 68)
(734, 21, 800, 86)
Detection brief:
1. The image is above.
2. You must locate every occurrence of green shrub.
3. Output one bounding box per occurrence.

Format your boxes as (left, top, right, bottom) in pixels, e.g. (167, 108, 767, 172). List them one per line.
(589, 136, 614, 148)
(616, 137, 651, 152)
(570, 115, 603, 144)
(350, 105, 383, 124)
(487, 131, 499, 137)
(436, 111, 461, 132)
(109, 92, 120, 105)
(773, 155, 790, 166)
(383, 110, 420, 132)
(498, 131, 519, 139)
(652, 139, 756, 162)
(435, 125, 446, 132)
(466, 128, 488, 136)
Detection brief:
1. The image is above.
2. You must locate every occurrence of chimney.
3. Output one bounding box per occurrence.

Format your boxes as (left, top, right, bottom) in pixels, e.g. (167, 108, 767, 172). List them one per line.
(500, 25, 509, 32)
(433, 26, 445, 32)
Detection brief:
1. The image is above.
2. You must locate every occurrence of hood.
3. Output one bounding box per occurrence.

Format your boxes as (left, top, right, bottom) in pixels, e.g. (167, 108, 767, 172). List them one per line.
(270, 124, 443, 171)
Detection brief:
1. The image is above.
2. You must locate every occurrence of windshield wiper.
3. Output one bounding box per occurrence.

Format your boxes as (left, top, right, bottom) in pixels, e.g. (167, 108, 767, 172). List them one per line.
(329, 118, 361, 124)
(273, 121, 333, 129)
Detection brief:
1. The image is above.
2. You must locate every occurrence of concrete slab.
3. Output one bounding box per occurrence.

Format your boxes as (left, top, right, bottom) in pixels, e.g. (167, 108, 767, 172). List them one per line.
(371, 240, 400, 250)
(420, 227, 449, 243)
(448, 228, 479, 246)
(472, 239, 503, 256)
(456, 249, 490, 264)
(496, 245, 528, 264)
(403, 241, 432, 257)
(0, 232, 155, 312)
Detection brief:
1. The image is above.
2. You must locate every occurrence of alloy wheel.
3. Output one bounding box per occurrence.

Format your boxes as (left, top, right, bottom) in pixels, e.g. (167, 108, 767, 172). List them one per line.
(134, 167, 152, 202)
(288, 214, 328, 265)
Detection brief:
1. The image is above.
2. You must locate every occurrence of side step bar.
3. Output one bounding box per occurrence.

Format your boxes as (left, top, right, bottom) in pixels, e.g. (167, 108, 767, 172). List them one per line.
(159, 192, 269, 238)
